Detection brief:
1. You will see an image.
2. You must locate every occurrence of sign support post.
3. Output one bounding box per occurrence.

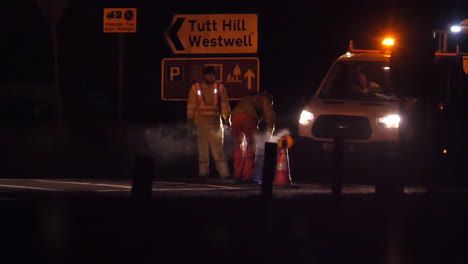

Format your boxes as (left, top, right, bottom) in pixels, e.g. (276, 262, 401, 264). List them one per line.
(35, 0, 69, 124)
(50, 21, 64, 124)
(118, 33, 125, 122)
(103, 8, 137, 122)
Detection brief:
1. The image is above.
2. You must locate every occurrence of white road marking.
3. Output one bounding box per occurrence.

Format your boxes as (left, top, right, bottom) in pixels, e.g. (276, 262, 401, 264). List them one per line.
(0, 179, 39, 181)
(156, 181, 245, 190)
(0, 184, 59, 191)
(35, 180, 132, 189)
(404, 187, 427, 194)
(199, 184, 243, 190)
(153, 188, 228, 191)
(95, 190, 128, 192)
(26, 180, 248, 192)
(35, 180, 234, 190)
(3, 179, 248, 191)
(0, 179, 448, 195)
(342, 186, 375, 194)
(94, 188, 246, 192)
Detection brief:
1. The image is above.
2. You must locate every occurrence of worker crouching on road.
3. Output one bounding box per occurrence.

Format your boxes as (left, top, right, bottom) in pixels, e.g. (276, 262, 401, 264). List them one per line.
(187, 66, 231, 181)
(231, 90, 275, 183)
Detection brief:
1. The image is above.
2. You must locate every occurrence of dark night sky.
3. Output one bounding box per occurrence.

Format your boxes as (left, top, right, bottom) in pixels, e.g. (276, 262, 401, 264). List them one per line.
(2, 0, 467, 126)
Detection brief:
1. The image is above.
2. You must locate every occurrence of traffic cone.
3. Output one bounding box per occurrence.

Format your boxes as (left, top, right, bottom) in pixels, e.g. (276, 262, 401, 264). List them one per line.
(274, 145, 292, 186)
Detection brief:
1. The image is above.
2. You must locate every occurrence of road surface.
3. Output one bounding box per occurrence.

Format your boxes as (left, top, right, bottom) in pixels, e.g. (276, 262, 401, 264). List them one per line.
(2, 178, 468, 264)
(0, 178, 437, 198)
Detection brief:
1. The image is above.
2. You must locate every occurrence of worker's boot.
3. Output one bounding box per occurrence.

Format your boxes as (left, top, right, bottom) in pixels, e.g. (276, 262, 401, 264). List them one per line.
(195, 162, 209, 183)
(215, 160, 230, 179)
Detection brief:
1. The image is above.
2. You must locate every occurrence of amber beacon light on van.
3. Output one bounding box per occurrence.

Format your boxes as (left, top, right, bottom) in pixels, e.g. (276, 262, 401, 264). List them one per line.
(346, 37, 395, 55)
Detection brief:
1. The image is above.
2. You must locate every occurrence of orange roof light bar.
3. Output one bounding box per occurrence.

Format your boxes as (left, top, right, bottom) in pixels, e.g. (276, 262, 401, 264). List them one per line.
(347, 38, 395, 55)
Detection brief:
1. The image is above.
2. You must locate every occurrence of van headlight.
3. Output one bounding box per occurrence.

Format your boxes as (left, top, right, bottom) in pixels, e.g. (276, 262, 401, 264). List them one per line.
(377, 114, 400, 128)
(299, 110, 314, 125)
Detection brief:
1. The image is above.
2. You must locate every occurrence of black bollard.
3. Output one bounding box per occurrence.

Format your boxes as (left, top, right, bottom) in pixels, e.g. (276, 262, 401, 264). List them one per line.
(131, 154, 154, 201)
(261, 142, 277, 199)
(332, 137, 344, 195)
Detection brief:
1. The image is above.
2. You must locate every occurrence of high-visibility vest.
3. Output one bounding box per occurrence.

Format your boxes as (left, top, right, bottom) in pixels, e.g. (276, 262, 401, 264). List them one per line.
(192, 82, 224, 116)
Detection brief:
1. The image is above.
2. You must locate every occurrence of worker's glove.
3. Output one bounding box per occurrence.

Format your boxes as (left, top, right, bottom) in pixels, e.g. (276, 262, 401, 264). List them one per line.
(266, 127, 274, 140)
(222, 117, 231, 130)
(225, 122, 232, 130)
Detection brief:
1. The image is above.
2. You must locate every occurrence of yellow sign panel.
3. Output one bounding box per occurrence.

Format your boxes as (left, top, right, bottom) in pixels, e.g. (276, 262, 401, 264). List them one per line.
(103, 8, 137, 33)
(165, 14, 258, 54)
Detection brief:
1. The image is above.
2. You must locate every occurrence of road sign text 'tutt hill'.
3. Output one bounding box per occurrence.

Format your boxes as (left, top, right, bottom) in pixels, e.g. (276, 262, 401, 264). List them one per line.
(165, 14, 258, 54)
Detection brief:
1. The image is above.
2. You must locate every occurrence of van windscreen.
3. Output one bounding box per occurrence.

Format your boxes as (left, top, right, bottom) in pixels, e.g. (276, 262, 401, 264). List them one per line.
(320, 61, 398, 101)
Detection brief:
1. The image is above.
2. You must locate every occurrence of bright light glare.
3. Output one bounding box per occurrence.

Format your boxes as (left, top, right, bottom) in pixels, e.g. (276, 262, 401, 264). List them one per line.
(299, 110, 314, 125)
(451, 25, 461, 33)
(346, 52, 351, 57)
(443, 149, 448, 154)
(378, 114, 400, 128)
(381, 38, 395, 46)
(383, 66, 390, 70)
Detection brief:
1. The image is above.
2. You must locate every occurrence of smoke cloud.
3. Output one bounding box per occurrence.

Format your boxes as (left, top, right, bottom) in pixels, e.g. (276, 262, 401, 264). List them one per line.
(143, 122, 197, 163)
(253, 128, 291, 182)
(139, 124, 290, 168)
(269, 129, 291, 143)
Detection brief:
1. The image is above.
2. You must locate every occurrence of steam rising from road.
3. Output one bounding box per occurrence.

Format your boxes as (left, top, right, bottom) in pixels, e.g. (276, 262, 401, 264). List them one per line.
(140, 122, 290, 168)
(253, 129, 291, 182)
(142, 122, 197, 162)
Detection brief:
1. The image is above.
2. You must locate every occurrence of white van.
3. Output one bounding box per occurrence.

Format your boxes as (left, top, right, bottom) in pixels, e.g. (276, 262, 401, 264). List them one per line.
(297, 39, 420, 154)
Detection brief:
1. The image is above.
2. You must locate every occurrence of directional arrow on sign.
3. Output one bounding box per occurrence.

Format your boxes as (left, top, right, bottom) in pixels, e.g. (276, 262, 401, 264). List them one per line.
(162, 57, 259, 100)
(244, 69, 255, 90)
(166, 17, 185, 51)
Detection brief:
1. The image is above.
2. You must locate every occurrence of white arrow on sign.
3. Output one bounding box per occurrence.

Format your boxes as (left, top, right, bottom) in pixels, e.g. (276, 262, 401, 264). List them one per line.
(244, 69, 255, 90)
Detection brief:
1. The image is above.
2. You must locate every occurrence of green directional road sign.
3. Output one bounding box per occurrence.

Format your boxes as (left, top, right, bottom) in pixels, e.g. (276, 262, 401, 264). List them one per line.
(161, 57, 260, 101)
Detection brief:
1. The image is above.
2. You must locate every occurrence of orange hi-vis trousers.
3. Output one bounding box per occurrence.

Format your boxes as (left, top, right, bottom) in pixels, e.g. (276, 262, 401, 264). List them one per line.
(232, 114, 258, 181)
